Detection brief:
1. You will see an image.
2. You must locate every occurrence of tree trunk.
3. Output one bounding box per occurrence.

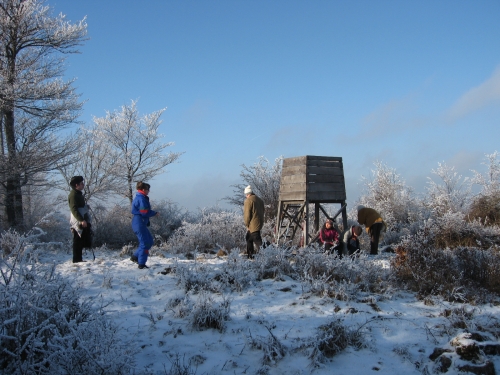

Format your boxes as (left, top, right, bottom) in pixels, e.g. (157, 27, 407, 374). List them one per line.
(3, 105, 24, 229)
(127, 179, 133, 205)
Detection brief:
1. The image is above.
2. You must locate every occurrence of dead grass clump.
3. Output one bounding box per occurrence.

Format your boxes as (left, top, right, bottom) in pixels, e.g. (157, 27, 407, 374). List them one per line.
(189, 293, 231, 332)
(309, 318, 364, 365)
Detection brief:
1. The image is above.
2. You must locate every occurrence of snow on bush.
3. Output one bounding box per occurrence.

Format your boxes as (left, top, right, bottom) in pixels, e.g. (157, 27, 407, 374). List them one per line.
(188, 292, 231, 332)
(174, 260, 223, 294)
(167, 208, 246, 254)
(246, 322, 287, 366)
(1, 223, 65, 259)
(218, 250, 257, 292)
(0, 250, 135, 374)
(252, 244, 295, 280)
(166, 294, 192, 319)
(357, 161, 423, 245)
(392, 220, 500, 301)
(92, 204, 137, 247)
(425, 162, 471, 217)
(309, 317, 364, 365)
(294, 247, 391, 299)
(470, 151, 500, 226)
(92, 200, 187, 249)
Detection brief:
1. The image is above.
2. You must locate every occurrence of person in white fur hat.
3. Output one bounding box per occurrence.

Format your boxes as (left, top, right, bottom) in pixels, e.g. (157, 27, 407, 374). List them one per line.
(243, 185, 265, 259)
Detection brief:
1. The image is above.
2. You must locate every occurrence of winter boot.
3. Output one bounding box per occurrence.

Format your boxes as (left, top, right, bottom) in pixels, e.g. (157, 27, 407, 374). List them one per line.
(138, 264, 149, 269)
(130, 255, 138, 263)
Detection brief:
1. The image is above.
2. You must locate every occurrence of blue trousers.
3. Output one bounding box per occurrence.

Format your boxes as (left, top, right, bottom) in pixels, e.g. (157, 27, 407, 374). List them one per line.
(132, 217, 153, 265)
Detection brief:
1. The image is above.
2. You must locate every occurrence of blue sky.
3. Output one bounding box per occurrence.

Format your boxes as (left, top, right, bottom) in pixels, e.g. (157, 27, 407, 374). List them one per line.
(51, 0, 500, 211)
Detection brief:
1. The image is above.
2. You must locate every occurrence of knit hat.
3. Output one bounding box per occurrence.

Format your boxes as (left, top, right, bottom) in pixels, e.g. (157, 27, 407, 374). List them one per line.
(244, 185, 253, 195)
(357, 204, 366, 211)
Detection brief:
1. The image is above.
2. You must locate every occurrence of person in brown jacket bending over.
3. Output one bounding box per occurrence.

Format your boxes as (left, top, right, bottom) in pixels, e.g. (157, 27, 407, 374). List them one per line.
(357, 205, 385, 255)
(243, 185, 265, 259)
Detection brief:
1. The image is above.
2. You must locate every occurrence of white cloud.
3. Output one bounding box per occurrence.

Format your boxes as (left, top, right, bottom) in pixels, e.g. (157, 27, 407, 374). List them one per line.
(447, 65, 500, 121)
(352, 92, 429, 142)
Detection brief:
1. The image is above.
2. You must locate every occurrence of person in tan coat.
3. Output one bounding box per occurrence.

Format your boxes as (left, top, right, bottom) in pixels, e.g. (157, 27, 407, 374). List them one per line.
(243, 185, 265, 259)
(357, 205, 385, 255)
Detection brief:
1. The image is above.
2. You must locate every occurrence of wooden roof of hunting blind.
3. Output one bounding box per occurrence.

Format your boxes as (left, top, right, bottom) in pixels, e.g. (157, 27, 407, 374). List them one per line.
(278, 155, 346, 203)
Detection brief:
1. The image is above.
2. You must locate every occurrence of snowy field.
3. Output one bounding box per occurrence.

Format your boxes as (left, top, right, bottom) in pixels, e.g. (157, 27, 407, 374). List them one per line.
(30, 247, 500, 375)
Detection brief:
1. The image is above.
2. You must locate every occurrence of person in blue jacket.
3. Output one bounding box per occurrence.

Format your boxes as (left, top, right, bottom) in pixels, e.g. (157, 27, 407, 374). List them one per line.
(130, 181, 159, 269)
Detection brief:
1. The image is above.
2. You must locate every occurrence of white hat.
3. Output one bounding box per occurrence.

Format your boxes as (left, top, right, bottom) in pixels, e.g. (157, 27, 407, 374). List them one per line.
(244, 185, 253, 195)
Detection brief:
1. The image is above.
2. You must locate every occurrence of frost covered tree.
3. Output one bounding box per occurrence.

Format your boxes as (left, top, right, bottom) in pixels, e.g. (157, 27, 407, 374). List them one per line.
(471, 151, 500, 197)
(469, 151, 500, 224)
(92, 100, 183, 204)
(358, 161, 417, 229)
(225, 156, 283, 221)
(57, 126, 121, 204)
(425, 162, 471, 216)
(0, 0, 87, 228)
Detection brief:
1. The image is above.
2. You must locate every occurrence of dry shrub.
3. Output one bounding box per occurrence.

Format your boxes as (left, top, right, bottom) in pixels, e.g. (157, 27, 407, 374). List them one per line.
(92, 205, 137, 248)
(392, 228, 500, 301)
(253, 245, 295, 280)
(295, 248, 391, 298)
(167, 209, 246, 254)
(189, 293, 231, 332)
(432, 214, 481, 249)
(310, 318, 364, 364)
(469, 193, 500, 226)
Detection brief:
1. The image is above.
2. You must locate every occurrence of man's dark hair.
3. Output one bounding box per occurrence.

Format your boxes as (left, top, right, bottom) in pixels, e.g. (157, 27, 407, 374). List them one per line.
(70, 176, 84, 189)
(136, 181, 151, 191)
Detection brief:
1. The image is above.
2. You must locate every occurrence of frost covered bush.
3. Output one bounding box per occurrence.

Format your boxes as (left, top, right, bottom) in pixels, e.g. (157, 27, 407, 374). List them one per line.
(253, 245, 295, 280)
(426, 213, 499, 250)
(309, 318, 364, 365)
(175, 261, 222, 293)
(91, 199, 186, 249)
(218, 251, 257, 291)
(425, 162, 471, 217)
(357, 161, 423, 245)
(188, 292, 231, 332)
(469, 192, 500, 226)
(0, 227, 50, 258)
(392, 224, 500, 301)
(167, 294, 192, 318)
(0, 251, 135, 374)
(469, 152, 500, 226)
(167, 208, 246, 254)
(149, 199, 188, 241)
(92, 204, 137, 247)
(0, 228, 26, 257)
(247, 325, 287, 365)
(294, 247, 391, 298)
(32, 211, 71, 245)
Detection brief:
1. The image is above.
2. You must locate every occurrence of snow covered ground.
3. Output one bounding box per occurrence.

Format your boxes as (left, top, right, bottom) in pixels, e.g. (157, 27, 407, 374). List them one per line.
(38, 247, 500, 375)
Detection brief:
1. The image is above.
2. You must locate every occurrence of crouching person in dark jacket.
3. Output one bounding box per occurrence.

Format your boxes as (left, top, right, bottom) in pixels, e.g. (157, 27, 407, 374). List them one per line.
(343, 225, 362, 256)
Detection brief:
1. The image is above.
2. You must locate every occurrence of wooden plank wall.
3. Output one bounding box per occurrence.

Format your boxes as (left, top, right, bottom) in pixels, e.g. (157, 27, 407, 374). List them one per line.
(279, 155, 346, 202)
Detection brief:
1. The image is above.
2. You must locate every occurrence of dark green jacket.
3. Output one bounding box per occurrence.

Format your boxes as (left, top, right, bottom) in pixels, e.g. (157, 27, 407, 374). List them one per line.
(68, 189, 86, 222)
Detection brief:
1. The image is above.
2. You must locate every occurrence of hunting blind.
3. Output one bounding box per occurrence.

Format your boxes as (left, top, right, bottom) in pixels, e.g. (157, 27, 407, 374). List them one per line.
(275, 155, 347, 246)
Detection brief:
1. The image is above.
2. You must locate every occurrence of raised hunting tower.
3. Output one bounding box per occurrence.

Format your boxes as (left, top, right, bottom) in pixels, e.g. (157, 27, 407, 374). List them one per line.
(275, 155, 347, 246)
